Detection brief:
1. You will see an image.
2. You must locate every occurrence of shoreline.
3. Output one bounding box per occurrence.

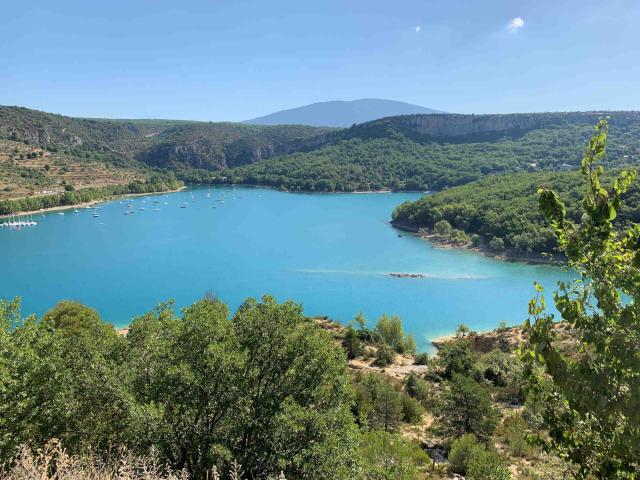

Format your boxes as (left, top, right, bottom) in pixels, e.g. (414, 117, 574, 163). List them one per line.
(208, 182, 426, 195)
(391, 221, 562, 266)
(0, 186, 186, 219)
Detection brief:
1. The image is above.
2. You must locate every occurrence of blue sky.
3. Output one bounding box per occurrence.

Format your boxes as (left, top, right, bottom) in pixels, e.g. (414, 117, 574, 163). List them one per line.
(1, 0, 638, 121)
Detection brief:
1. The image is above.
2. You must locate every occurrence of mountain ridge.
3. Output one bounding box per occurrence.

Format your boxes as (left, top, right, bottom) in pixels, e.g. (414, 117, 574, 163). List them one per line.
(243, 98, 445, 127)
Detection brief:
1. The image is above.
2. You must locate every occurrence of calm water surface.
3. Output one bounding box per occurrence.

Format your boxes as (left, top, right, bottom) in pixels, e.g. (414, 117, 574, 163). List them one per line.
(1, 186, 569, 350)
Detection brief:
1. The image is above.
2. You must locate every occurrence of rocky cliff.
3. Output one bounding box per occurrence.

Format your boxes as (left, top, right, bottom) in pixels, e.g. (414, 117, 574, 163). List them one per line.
(345, 111, 640, 142)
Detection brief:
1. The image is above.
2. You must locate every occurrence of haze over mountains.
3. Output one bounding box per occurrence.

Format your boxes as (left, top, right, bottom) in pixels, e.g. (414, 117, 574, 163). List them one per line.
(243, 98, 445, 127)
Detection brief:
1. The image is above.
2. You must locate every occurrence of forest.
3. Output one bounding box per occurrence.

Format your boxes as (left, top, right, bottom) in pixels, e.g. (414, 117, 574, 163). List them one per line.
(392, 169, 640, 256)
(3, 107, 640, 196)
(222, 118, 640, 192)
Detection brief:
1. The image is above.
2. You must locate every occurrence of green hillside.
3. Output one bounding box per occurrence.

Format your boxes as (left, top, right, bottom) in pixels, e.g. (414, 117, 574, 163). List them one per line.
(223, 112, 640, 191)
(392, 169, 640, 256)
(0, 106, 332, 198)
(3, 107, 640, 197)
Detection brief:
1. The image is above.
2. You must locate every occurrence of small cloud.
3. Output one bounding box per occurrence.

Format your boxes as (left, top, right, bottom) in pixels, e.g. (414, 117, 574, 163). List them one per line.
(415, 26, 421, 33)
(507, 17, 525, 32)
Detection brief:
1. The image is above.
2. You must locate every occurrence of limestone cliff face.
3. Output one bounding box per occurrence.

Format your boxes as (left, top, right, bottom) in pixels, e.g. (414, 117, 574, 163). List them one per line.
(136, 131, 332, 170)
(348, 111, 640, 140)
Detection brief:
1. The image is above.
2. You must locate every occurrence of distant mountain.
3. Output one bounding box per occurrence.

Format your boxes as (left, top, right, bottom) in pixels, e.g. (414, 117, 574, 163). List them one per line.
(243, 99, 445, 127)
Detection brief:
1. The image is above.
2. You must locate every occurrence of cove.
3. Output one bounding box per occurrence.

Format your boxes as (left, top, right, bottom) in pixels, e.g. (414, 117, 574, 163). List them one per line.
(0, 186, 569, 351)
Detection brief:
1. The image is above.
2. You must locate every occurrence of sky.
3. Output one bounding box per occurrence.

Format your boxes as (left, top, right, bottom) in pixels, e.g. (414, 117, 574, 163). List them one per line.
(1, 0, 639, 121)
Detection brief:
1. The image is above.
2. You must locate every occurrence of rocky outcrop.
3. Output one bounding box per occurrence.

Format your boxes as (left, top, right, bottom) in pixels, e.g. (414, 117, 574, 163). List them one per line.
(346, 111, 640, 142)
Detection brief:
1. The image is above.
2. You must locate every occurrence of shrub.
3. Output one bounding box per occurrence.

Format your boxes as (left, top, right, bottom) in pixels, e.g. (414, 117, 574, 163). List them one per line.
(467, 446, 511, 480)
(448, 434, 478, 474)
(434, 219, 452, 236)
(498, 413, 535, 458)
(374, 344, 396, 367)
(360, 431, 430, 480)
(401, 395, 424, 424)
(413, 352, 429, 365)
(489, 236, 505, 251)
(342, 326, 363, 359)
(437, 339, 476, 379)
(405, 373, 432, 407)
(480, 350, 525, 404)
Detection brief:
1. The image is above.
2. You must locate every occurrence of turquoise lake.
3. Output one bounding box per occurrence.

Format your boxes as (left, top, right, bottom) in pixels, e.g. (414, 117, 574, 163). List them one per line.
(0, 186, 569, 351)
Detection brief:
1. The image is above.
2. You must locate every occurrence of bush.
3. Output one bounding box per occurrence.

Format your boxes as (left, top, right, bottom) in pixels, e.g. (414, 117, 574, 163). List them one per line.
(489, 236, 505, 251)
(405, 374, 432, 407)
(401, 395, 424, 424)
(449, 435, 511, 479)
(413, 352, 429, 365)
(448, 433, 478, 474)
(374, 344, 396, 367)
(480, 350, 525, 404)
(498, 413, 535, 458)
(342, 326, 363, 359)
(434, 219, 452, 236)
(467, 446, 511, 480)
(360, 431, 430, 480)
(374, 315, 416, 354)
(437, 339, 476, 379)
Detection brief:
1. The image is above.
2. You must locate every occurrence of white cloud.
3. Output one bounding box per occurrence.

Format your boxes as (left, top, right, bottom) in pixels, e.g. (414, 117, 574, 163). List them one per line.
(507, 17, 525, 32)
(415, 26, 421, 33)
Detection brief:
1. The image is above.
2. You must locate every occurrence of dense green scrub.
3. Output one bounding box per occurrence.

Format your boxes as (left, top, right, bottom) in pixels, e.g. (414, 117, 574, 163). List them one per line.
(392, 170, 640, 256)
(0, 175, 183, 215)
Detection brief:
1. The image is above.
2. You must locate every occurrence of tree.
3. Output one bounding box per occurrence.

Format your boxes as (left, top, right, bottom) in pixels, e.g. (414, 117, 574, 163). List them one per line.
(229, 296, 359, 479)
(437, 339, 476, 379)
(354, 374, 403, 433)
(524, 119, 640, 478)
(342, 326, 363, 359)
(126, 298, 243, 475)
(128, 295, 359, 479)
(0, 300, 130, 461)
(374, 315, 416, 354)
(489, 236, 505, 251)
(434, 219, 452, 236)
(435, 374, 499, 443)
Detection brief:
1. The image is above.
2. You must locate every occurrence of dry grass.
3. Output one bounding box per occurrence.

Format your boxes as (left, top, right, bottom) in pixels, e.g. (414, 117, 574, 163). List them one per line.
(0, 440, 286, 480)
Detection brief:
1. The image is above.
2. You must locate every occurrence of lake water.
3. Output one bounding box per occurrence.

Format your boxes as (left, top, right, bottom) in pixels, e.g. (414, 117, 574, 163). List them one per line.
(0, 186, 569, 351)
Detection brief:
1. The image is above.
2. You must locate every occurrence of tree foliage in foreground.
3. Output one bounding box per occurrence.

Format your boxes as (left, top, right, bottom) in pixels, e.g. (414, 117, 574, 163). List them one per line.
(0, 296, 359, 479)
(524, 119, 640, 478)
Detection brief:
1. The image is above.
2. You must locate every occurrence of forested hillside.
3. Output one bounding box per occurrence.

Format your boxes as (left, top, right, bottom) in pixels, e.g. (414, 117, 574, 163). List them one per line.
(0, 106, 331, 198)
(224, 112, 640, 191)
(392, 169, 640, 256)
(3, 106, 640, 197)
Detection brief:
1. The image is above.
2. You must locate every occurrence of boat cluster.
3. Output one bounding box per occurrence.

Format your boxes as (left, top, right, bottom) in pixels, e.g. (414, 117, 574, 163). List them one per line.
(0, 215, 38, 229)
(2, 189, 245, 230)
